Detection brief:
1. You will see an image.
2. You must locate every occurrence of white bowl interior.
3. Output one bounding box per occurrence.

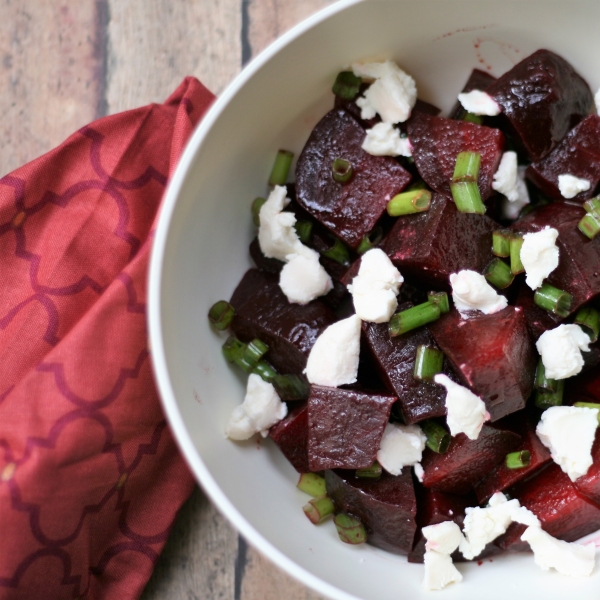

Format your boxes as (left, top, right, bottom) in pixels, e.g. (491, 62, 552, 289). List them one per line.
(149, 1, 600, 598)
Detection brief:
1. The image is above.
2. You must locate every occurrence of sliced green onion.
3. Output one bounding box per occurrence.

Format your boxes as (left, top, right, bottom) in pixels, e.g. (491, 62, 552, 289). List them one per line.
(427, 291, 450, 314)
(297, 473, 327, 497)
(294, 220, 313, 244)
(387, 189, 432, 216)
(420, 420, 450, 454)
(251, 360, 277, 382)
(269, 149, 294, 186)
(534, 380, 564, 409)
(506, 450, 531, 469)
(414, 345, 444, 382)
(484, 258, 515, 289)
(534, 359, 557, 393)
(208, 300, 236, 330)
(303, 495, 336, 525)
(332, 158, 353, 183)
(332, 71, 362, 100)
(243, 339, 269, 366)
(356, 227, 384, 255)
(509, 233, 525, 275)
(573, 402, 600, 425)
(575, 306, 600, 343)
(251, 197, 267, 227)
(534, 283, 572, 317)
(492, 229, 511, 258)
(272, 374, 310, 401)
(321, 237, 350, 265)
(583, 197, 600, 213)
(334, 513, 367, 545)
(450, 180, 486, 214)
(389, 301, 441, 337)
(356, 462, 383, 479)
(453, 151, 481, 180)
(222, 336, 253, 371)
(578, 211, 600, 240)
(462, 112, 484, 125)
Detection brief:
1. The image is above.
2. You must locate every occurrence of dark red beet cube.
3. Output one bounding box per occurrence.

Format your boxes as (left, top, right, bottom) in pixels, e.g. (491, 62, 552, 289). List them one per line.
(511, 202, 600, 314)
(566, 359, 600, 404)
(406, 112, 505, 201)
(485, 49, 593, 162)
(249, 237, 284, 275)
(421, 425, 521, 495)
(295, 109, 412, 249)
(429, 307, 536, 421)
(474, 412, 552, 504)
(269, 405, 309, 473)
(448, 69, 497, 120)
(229, 269, 336, 375)
(573, 430, 600, 505)
(325, 469, 417, 555)
(514, 283, 563, 342)
(526, 115, 600, 203)
(382, 193, 498, 289)
(307, 386, 396, 471)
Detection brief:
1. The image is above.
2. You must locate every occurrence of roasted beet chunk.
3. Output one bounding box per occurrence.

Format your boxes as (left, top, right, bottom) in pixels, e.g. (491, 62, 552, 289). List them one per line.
(307, 386, 396, 471)
(295, 109, 412, 249)
(429, 307, 535, 421)
(573, 430, 600, 505)
(526, 115, 600, 203)
(406, 112, 505, 201)
(514, 283, 563, 342)
(485, 49, 593, 162)
(382, 193, 498, 289)
(229, 269, 335, 375)
(511, 202, 600, 314)
(325, 469, 417, 554)
(420, 425, 521, 495)
(269, 405, 309, 473)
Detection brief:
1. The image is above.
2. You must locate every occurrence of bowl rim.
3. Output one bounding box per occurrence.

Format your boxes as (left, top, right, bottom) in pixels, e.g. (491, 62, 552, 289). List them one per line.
(148, 1, 365, 598)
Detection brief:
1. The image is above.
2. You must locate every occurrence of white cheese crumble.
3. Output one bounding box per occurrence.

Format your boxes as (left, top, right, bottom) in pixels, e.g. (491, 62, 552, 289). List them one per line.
(225, 374, 288, 440)
(304, 314, 361, 387)
(279, 253, 333, 305)
(558, 173, 591, 199)
(449, 270, 508, 316)
(352, 60, 417, 124)
(536, 324, 591, 380)
(492, 151, 520, 201)
(422, 550, 463, 591)
(376, 422, 426, 476)
(423, 521, 464, 555)
(520, 226, 559, 290)
(457, 89, 501, 116)
(536, 405, 599, 482)
(434, 374, 489, 440)
(362, 122, 412, 157)
(500, 165, 530, 220)
(521, 526, 596, 578)
(413, 462, 425, 483)
(347, 248, 403, 323)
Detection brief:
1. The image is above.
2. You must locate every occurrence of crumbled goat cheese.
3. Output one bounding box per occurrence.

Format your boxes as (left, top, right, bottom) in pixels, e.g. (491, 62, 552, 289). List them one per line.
(558, 173, 591, 199)
(414, 462, 424, 483)
(536, 324, 591, 380)
(595, 88, 600, 114)
(362, 122, 412, 157)
(434, 374, 489, 440)
(423, 521, 464, 555)
(304, 314, 361, 387)
(347, 248, 403, 323)
(352, 60, 417, 124)
(501, 165, 530, 219)
(492, 151, 519, 201)
(225, 374, 288, 440)
(520, 226, 559, 290)
(521, 526, 596, 578)
(536, 405, 599, 482)
(279, 253, 333, 305)
(459, 493, 540, 560)
(377, 422, 426, 476)
(450, 270, 508, 316)
(457, 89, 501, 116)
(422, 551, 463, 591)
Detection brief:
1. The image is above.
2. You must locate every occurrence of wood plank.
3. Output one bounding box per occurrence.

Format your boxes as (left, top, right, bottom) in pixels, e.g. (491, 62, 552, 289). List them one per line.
(105, 0, 242, 114)
(0, 1, 105, 175)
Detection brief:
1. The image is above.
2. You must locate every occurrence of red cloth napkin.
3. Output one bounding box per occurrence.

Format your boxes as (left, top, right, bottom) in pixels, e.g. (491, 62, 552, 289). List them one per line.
(0, 77, 215, 599)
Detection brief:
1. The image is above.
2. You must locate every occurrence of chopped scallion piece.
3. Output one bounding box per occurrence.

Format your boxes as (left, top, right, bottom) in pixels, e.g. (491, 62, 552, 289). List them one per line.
(243, 339, 269, 366)
(534, 359, 557, 393)
(492, 229, 511, 258)
(533, 283, 572, 317)
(420, 420, 450, 454)
(574, 306, 600, 343)
(509, 233, 524, 275)
(332, 158, 353, 183)
(332, 71, 362, 100)
(484, 257, 514, 289)
(583, 197, 600, 213)
(387, 189, 432, 216)
(356, 227, 384, 255)
(251, 360, 277, 382)
(427, 291, 450, 314)
(294, 220, 313, 244)
(303, 495, 335, 525)
(573, 402, 600, 425)
(578, 211, 600, 240)
(450, 180, 486, 214)
(297, 473, 327, 497)
(506, 450, 531, 469)
(222, 336, 253, 371)
(208, 300, 236, 330)
(414, 345, 444, 382)
(334, 513, 367, 544)
(356, 462, 383, 479)
(453, 151, 481, 180)
(251, 197, 266, 227)
(272, 374, 310, 401)
(462, 112, 484, 125)
(534, 380, 564, 409)
(389, 301, 441, 337)
(321, 237, 350, 265)
(268, 149, 294, 186)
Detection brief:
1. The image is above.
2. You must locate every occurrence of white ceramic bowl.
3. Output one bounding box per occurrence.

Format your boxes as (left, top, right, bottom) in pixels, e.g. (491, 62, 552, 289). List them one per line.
(148, 1, 600, 598)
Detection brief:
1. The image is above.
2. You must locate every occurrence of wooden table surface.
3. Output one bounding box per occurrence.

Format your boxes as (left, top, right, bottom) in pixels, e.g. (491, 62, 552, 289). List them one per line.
(0, 1, 337, 598)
